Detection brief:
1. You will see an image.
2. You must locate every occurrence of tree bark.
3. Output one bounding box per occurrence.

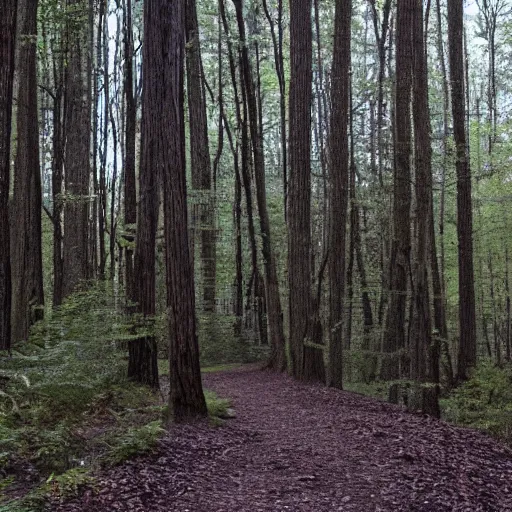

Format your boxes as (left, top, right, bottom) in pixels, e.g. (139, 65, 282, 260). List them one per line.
(233, 0, 286, 371)
(448, 0, 477, 381)
(128, 0, 162, 390)
(159, 0, 207, 421)
(123, 0, 136, 301)
(11, 0, 44, 344)
(327, 0, 351, 389)
(262, 0, 287, 218)
(186, 0, 216, 313)
(62, 0, 92, 298)
(0, 0, 17, 351)
(381, 0, 413, 381)
(411, 0, 439, 417)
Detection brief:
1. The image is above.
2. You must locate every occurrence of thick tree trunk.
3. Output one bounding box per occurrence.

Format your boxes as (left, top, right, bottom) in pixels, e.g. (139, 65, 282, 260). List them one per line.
(128, 0, 161, 390)
(327, 0, 351, 389)
(158, 0, 207, 421)
(11, 0, 44, 344)
(448, 0, 477, 381)
(0, 0, 17, 351)
(288, 0, 315, 380)
(381, 0, 413, 381)
(411, 0, 439, 418)
(62, 0, 91, 298)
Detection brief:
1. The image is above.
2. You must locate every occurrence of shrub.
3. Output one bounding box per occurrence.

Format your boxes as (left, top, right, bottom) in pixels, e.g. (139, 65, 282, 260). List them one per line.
(441, 362, 512, 444)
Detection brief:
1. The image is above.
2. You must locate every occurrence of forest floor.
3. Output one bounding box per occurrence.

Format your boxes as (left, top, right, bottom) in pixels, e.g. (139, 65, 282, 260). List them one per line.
(54, 366, 512, 512)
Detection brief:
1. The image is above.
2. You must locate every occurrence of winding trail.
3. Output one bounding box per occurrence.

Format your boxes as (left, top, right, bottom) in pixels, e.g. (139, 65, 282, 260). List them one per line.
(58, 367, 512, 511)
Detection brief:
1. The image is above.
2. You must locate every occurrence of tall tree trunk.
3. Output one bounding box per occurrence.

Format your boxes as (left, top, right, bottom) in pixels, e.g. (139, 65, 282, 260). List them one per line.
(123, 0, 136, 301)
(62, 0, 91, 298)
(411, 0, 439, 417)
(381, 0, 413, 381)
(109, 100, 119, 281)
(233, 0, 286, 371)
(369, 0, 392, 187)
(288, 0, 314, 380)
(99, 2, 108, 279)
(327, 0, 351, 389)
(448, 0, 477, 381)
(52, 54, 65, 307)
(11, 0, 44, 344)
(156, 0, 207, 421)
(425, 0, 452, 388)
(435, 0, 449, 305)
(262, 0, 287, 218)
(128, 0, 161, 390)
(186, 0, 216, 313)
(218, 0, 259, 336)
(0, 0, 17, 351)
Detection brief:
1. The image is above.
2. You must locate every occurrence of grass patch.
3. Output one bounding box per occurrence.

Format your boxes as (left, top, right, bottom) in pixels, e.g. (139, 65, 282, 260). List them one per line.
(343, 380, 389, 401)
(205, 390, 231, 418)
(202, 363, 243, 373)
(158, 359, 243, 377)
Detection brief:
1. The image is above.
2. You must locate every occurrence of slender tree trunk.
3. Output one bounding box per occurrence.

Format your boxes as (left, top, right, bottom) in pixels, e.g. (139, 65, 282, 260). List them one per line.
(109, 100, 119, 281)
(435, 0, 450, 325)
(99, 3, 109, 280)
(505, 246, 511, 361)
(11, 0, 44, 344)
(52, 54, 65, 307)
(123, 0, 136, 301)
(488, 250, 501, 366)
(327, 0, 351, 389)
(262, 0, 287, 218)
(448, 0, 477, 381)
(369, 0, 392, 187)
(0, 0, 17, 351)
(233, 0, 286, 371)
(186, 0, 216, 313)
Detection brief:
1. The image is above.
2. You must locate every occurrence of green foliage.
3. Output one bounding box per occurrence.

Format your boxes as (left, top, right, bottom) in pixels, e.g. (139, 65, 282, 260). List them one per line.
(44, 468, 96, 501)
(101, 421, 164, 466)
(0, 283, 166, 505)
(198, 313, 268, 366)
(441, 362, 512, 444)
(204, 390, 231, 419)
(201, 363, 242, 373)
(2, 468, 95, 511)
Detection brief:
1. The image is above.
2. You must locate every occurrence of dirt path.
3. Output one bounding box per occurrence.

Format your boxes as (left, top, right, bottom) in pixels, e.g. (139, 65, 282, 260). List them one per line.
(57, 367, 512, 511)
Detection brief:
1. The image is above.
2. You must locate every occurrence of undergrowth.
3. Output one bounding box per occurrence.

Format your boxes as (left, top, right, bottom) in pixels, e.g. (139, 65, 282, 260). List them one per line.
(345, 357, 512, 447)
(0, 283, 236, 511)
(441, 361, 512, 445)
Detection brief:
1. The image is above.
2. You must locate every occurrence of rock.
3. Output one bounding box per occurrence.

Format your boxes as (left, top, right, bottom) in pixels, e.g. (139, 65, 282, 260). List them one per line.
(219, 408, 237, 419)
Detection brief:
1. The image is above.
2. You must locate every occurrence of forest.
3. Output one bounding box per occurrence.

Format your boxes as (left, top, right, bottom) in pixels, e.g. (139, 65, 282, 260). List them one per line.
(2, 0, 512, 509)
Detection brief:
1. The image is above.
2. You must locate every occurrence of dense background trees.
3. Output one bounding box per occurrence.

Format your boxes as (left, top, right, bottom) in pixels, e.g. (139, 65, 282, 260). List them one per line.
(3, 0, 512, 423)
